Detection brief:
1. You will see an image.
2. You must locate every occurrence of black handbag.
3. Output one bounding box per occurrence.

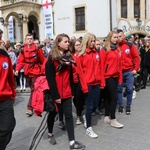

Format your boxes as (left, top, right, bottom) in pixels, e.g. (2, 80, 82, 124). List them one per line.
(44, 90, 56, 112)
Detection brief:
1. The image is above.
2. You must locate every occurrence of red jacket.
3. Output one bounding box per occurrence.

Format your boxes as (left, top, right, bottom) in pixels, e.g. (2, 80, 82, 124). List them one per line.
(76, 48, 104, 93)
(45, 58, 73, 100)
(119, 40, 140, 72)
(101, 48, 122, 84)
(0, 49, 16, 102)
(16, 43, 44, 77)
(72, 54, 79, 83)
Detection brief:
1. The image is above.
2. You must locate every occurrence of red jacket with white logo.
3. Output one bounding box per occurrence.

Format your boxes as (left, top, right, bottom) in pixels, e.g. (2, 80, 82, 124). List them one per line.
(119, 40, 140, 72)
(0, 49, 16, 102)
(45, 58, 73, 100)
(16, 43, 44, 77)
(101, 48, 122, 84)
(76, 48, 104, 93)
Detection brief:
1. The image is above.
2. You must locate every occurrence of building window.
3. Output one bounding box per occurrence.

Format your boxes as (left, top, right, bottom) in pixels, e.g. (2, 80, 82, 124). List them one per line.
(75, 7, 85, 31)
(134, 0, 140, 18)
(121, 0, 127, 18)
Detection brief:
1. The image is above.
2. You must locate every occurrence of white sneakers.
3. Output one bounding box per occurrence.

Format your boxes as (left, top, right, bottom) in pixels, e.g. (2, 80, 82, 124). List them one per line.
(104, 116, 111, 124)
(86, 127, 98, 138)
(104, 116, 124, 128)
(82, 115, 87, 128)
(110, 119, 124, 128)
(76, 116, 82, 125)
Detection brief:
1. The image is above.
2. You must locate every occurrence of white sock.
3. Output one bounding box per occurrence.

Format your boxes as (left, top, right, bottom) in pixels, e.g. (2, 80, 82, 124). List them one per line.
(70, 140, 75, 146)
(48, 133, 53, 136)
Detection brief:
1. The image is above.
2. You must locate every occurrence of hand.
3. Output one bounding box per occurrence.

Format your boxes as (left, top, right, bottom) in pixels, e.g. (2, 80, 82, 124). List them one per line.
(10, 97, 15, 103)
(55, 99, 61, 104)
(132, 70, 137, 74)
(15, 70, 19, 76)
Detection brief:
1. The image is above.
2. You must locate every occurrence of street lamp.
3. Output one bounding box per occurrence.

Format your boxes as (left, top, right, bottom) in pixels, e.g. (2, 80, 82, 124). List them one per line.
(136, 18, 142, 26)
(0, 17, 4, 24)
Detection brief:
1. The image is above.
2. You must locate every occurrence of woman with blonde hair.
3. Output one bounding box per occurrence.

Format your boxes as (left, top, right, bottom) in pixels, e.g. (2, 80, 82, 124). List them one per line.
(101, 31, 124, 128)
(76, 33, 104, 138)
(45, 33, 85, 149)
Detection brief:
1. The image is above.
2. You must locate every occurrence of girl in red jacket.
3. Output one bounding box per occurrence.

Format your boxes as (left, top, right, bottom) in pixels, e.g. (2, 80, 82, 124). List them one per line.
(101, 31, 124, 128)
(71, 39, 85, 125)
(76, 33, 104, 138)
(45, 33, 85, 150)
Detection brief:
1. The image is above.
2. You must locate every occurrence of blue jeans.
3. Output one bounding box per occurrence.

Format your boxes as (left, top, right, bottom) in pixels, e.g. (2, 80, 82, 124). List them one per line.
(85, 84, 100, 128)
(118, 71, 134, 106)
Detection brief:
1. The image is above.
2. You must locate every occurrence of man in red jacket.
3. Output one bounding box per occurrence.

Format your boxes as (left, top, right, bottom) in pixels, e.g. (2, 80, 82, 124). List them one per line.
(15, 33, 44, 116)
(0, 46, 16, 150)
(117, 29, 140, 115)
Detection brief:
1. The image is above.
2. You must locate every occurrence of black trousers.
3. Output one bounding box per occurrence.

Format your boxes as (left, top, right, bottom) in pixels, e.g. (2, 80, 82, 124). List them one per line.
(0, 99, 16, 150)
(105, 78, 118, 119)
(73, 82, 85, 116)
(142, 67, 150, 86)
(47, 97, 75, 141)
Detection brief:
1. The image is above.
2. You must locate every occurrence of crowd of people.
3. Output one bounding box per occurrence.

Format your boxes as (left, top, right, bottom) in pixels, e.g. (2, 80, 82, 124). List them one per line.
(0, 27, 150, 150)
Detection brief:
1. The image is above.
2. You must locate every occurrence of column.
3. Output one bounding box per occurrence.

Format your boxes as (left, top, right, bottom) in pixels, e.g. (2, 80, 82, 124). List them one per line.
(22, 16, 28, 40)
(3, 22, 8, 42)
(127, 0, 134, 19)
(116, 0, 121, 19)
(140, 0, 145, 19)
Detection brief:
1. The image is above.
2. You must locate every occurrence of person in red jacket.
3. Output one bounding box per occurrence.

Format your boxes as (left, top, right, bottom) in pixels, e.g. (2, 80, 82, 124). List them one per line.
(45, 33, 85, 150)
(76, 33, 104, 138)
(15, 33, 44, 116)
(117, 29, 140, 115)
(101, 31, 124, 128)
(0, 46, 16, 150)
(71, 39, 85, 125)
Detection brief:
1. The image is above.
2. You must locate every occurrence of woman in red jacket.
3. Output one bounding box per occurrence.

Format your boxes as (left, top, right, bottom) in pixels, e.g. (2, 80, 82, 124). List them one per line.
(71, 39, 85, 125)
(45, 33, 85, 150)
(76, 33, 104, 138)
(101, 31, 124, 128)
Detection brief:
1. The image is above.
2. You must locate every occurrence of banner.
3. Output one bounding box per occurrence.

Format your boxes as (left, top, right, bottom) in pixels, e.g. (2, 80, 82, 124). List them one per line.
(8, 16, 14, 42)
(42, 0, 53, 39)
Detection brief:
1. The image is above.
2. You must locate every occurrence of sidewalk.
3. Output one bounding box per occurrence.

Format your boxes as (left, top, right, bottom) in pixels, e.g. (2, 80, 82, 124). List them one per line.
(6, 85, 150, 150)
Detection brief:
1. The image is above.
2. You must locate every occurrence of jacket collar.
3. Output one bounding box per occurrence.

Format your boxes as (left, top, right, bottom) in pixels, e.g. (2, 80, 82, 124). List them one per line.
(119, 39, 126, 46)
(86, 48, 96, 54)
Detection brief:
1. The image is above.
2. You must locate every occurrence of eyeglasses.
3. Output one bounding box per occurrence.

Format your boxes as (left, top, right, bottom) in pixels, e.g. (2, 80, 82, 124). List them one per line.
(75, 44, 81, 46)
(96, 44, 100, 45)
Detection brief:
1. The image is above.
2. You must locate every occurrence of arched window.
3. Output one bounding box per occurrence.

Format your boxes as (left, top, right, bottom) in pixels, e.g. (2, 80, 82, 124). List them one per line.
(121, 0, 127, 18)
(134, 0, 140, 18)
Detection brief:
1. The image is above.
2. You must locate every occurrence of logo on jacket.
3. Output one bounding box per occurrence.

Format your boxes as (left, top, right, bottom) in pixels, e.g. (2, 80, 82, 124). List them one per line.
(2, 62, 9, 70)
(125, 49, 130, 54)
(96, 54, 100, 60)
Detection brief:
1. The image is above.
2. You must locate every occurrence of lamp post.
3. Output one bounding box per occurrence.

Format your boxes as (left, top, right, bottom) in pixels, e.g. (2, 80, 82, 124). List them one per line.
(0, 17, 4, 25)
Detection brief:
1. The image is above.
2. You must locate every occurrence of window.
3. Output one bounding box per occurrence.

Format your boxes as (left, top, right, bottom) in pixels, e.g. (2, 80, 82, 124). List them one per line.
(134, 0, 140, 18)
(121, 0, 127, 18)
(75, 7, 85, 31)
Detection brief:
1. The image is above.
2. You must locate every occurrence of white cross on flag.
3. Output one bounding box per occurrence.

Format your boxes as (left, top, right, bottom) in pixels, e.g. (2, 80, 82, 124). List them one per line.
(42, 0, 53, 39)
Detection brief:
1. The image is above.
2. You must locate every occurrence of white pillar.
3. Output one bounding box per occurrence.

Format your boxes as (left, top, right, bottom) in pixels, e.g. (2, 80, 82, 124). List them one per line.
(127, 0, 134, 19)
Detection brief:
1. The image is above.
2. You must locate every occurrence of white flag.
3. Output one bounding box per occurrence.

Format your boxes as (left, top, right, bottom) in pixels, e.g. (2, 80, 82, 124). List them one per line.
(42, 0, 53, 39)
(8, 16, 14, 42)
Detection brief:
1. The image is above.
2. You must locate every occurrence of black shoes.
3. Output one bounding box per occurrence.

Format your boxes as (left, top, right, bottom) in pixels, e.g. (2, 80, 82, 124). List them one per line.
(141, 85, 146, 89)
(118, 106, 123, 113)
(48, 134, 57, 145)
(70, 141, 86, 150)
(126, 106, 131, 115)
(59, 121, 65, 130)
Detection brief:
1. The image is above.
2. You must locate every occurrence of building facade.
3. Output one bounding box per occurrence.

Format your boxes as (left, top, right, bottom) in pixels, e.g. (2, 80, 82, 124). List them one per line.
(0, 0, 149, 43)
